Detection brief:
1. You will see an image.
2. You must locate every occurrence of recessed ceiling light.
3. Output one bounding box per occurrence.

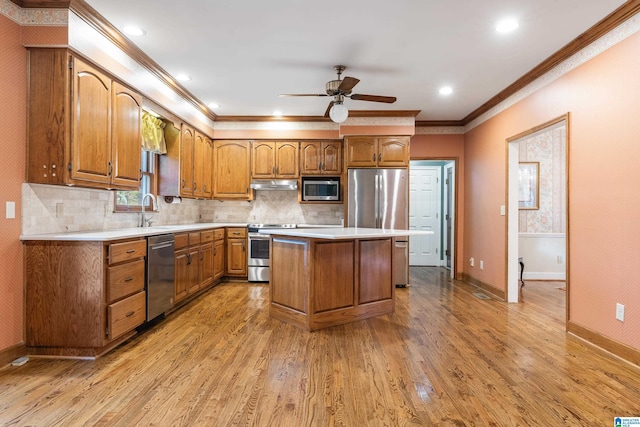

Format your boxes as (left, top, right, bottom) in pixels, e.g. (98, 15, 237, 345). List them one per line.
(439, 86, 453, 96)
(496, 18, 519, 33)
(208, 102, 220, 109)
(123, 25, 145, 36)
(272, 110, 283, 117)
(175, 74, 191, 82)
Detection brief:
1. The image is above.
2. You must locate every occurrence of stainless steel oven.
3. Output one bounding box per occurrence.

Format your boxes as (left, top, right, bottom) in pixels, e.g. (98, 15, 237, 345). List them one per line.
(247, 223, 296, 282)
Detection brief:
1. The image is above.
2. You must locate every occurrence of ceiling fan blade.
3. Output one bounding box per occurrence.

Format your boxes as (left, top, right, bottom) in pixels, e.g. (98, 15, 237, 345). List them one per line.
(338, 77, 360, 93)
(350, 94, 397, 103)
(324, 101, 335, 118)
(278, 93, 329, 97)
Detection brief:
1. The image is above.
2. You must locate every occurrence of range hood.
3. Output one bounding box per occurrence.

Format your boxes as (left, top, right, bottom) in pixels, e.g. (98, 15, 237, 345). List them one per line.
(249, 179, 298, 190)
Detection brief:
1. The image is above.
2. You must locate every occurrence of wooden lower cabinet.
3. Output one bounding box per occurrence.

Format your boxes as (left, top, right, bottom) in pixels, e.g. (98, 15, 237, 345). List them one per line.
(269, 236, 395, 331)
(24, 238, 147, 357)
(173, 229, 221, 304)
(226, 227, 248, 277)
(213, 230, 225, 281)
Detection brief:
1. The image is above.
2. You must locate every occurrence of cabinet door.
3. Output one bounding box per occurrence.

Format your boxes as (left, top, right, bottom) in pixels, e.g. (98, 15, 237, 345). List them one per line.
(252, 142, 276, 178)
(378, 137, 409, 167)
(174, 249, 190, 302)
(346, 137, 377, 168)
(300, 142, 321, 175)
(213, 239, 225, 281)
(321, 141, 342, 174)
(180, 125, 195, 197)
(71, 57, 112, 184)
(187, 247, 200, 293)
(275, 142, 299, 178)
(202, 137, 213, 199)
(111, 82, 142, 189)
(193, 131, 205, 198)
(200, 242, 214, 288)
(213, 140, 252, 199)
(226, 238, 247, 276)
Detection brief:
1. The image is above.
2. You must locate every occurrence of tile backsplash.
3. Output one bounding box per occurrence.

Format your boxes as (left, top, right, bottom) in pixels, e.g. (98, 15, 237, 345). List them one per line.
(22, 184, 343, 235)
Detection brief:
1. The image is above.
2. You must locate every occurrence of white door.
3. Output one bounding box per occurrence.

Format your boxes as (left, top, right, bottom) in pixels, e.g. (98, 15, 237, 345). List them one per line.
(409, 166, 441, 266)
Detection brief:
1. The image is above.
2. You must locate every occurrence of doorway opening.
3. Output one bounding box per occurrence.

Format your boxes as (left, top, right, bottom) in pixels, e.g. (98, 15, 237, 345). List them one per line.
(409, 159, 457, 279)
(506, 114, 569, 307)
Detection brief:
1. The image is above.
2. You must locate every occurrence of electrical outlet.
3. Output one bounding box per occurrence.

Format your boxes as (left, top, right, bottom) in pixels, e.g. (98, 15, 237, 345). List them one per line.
(480, 260, 484, 270)
(469, 257, 474, 267)
(616, 303, 625, 322)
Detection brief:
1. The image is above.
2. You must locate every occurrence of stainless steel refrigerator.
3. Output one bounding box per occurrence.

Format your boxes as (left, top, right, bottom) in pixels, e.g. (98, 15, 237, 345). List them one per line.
(347, 168, 409, 286)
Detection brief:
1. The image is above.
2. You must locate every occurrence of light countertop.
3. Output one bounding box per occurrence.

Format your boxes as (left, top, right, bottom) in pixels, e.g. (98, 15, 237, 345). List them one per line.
(20, 223, 247, 241)
(258, 227, 433, 240)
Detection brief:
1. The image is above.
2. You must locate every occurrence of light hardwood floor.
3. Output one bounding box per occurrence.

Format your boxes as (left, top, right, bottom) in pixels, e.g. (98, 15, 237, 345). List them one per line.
(1, 268, 639, 426)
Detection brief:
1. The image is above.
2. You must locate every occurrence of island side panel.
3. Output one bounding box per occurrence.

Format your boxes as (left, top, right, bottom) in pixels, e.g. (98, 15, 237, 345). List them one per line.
(358, 238, 394, 304)
(270, 237, 310, 329)
(25, 241, 105, 348)
(312, 240, 355, 313)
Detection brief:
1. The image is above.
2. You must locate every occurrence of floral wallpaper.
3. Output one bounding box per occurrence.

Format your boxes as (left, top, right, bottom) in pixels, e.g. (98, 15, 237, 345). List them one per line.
(519, 123, 566, 233)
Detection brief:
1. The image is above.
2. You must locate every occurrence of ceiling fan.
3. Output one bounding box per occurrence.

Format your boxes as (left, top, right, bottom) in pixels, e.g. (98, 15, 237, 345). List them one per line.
(279, 65, 397, 123)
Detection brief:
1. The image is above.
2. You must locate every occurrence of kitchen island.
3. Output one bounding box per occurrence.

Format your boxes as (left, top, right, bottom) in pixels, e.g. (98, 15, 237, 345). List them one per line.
(259, 228, 432, 331)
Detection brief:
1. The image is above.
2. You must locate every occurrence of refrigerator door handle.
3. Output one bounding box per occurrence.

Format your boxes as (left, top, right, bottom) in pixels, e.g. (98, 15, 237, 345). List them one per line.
(374, 174, 379, 228)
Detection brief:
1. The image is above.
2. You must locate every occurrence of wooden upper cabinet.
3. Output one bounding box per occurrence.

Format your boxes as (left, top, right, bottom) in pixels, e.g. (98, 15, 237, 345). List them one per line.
(300, 141, 342, 175)
(345, 136, 409, 168)
(213, 140, 252, 200)
(71, 57, 112, 184)
(193, 131, 213, 199)
(202, 136, 213, 199)
(180, 125, 195, 197)
(345, 137, 378, 167)
(251, 141, 276, 178)
(275, 142, 299, 178)
(251, 141, 299, 178)
(26, 49, 141, 190)
(111, 82, 143, 188)
(377, 137, 409, 167)
(159, 124, 212, 200)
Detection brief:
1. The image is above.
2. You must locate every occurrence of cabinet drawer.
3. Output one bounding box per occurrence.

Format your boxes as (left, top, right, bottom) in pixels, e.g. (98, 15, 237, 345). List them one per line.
(109, 240, 146, 265)
(189, 232, 201, 245)
(226, 227, 247, 238)
(108, 291, 146, 340)
(107, 259, 145, 303)
(174, 233, 189, 250)
(213, 228, 225, 240)
(201, 230, 214, 243)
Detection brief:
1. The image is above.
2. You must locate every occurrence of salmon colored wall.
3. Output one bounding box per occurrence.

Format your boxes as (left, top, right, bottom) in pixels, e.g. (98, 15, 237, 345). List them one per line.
(0, 15, 27, 353)
(464, 30, 640, 350)
(410, 134, 465, 277)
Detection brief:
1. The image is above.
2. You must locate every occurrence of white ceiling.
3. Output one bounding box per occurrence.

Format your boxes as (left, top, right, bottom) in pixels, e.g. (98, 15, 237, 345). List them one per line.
(84, 0, 626, 121)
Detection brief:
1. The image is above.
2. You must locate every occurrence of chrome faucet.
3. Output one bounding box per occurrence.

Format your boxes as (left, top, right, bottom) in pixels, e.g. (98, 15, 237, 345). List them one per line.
(140, 193, 158, 227)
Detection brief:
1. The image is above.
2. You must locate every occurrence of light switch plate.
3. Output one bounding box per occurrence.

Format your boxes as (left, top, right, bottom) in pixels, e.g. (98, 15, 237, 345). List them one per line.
(500, 205, 506, 216)
(6, 201, 15, 219)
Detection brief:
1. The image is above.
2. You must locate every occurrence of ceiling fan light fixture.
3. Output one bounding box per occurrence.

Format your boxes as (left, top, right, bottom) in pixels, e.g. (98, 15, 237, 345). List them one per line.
(329, 103, 348, 123)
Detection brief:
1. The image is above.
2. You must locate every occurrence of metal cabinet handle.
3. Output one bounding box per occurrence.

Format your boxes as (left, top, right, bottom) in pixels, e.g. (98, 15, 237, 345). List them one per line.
(182, 179, 186, 188)
(373, 153, 376, 161)
(378, 153, 382, 161)
(242, 244, 245, 252)
(126, 249, 135, 254)
(125, 311, 135, 317)
(124, 277, 133, 282)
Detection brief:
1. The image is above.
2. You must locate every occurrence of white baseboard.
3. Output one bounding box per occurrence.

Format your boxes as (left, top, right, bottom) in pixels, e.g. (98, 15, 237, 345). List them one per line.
(523, 272, 566, 281)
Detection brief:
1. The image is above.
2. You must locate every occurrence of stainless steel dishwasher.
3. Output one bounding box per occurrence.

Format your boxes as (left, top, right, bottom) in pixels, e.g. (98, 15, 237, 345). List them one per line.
(146, 234, 175, 321)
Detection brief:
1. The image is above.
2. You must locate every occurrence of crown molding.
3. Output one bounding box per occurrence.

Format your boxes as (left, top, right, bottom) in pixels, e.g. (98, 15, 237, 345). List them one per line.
(9, 0, 69, 7)
(415, 120, 464, 127)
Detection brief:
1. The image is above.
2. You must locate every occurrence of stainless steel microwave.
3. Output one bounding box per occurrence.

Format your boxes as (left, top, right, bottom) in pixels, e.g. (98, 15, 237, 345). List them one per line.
(302, 177, 340, 201)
